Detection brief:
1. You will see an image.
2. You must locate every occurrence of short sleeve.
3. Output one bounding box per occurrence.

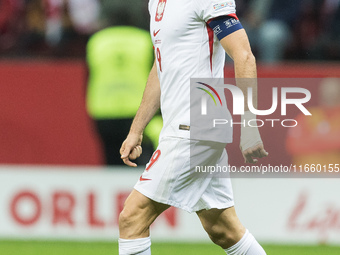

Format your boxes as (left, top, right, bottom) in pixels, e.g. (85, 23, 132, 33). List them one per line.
(195, 0, 237, 22)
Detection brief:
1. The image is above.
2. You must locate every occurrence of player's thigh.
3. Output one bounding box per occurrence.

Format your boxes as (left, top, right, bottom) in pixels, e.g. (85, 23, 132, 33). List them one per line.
(119, 189, 170, 238)
(197, 207, 245, 243)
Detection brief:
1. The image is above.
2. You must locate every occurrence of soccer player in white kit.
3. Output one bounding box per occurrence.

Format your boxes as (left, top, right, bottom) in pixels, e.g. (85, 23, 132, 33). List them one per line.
(119, 0, 269, 254)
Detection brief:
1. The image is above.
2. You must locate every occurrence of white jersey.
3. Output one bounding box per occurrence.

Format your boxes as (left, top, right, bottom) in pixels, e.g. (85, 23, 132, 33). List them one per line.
(149, 0, 236, 143)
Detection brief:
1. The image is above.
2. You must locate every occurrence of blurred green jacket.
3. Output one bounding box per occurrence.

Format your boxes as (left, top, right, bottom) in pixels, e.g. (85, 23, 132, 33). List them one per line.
(86, 26, 162, 148)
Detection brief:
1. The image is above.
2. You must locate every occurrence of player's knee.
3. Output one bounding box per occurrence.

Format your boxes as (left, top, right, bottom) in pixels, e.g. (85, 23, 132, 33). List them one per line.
(206, 225, 241, 248)
(119, 208, 144, 238)
(118, 208, 134, 229)
(119, 201, 153, 238)
(244, 51, 256, 64)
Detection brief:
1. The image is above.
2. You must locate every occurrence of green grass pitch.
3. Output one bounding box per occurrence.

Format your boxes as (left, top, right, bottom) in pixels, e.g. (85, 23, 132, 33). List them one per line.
(1, 241, 340, 255)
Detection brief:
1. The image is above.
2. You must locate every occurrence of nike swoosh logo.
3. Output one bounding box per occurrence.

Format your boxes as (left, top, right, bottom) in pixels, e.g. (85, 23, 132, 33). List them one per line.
(140, 176, 152, 182)
(153, 29, 160, 37)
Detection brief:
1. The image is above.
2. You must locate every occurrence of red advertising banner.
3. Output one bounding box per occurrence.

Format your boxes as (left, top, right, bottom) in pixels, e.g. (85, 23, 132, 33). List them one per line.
(1, 166, 340, 243)
(0, 60, 103, 165)
(0, 60, 339, 165)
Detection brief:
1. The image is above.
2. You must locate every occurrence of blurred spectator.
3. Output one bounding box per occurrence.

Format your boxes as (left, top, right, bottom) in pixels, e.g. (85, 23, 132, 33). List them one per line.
(0, 0, 103, 57)
(307, 0, 340, 60)
(22, 0, 46, 53)
(1, 0, 339, 61)
(44, 0, 100, 46)
(42, 0, 101, 56)
(240, 0, 303, 63)
(100, 0, 149, 30)
(286, 78, 340, 167)
(0, 0, 24, 52)
(86, 6, 161, 165)
(43, 0, 65, 47)
(67, 0, 100, 33)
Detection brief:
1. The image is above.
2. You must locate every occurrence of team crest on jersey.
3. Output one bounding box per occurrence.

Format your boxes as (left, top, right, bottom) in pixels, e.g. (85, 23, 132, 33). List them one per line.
(213, 1, 234, 11)
(155, 0, 167, 22)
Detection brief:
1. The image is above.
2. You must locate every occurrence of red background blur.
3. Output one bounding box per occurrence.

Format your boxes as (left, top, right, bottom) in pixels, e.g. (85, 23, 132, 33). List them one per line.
(0, 60, 103, 165)
(0, 60, 339, 166)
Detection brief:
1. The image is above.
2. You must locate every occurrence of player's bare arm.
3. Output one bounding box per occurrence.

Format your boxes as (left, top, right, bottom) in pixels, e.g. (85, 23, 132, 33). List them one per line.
(120, 61, 161, 167)
(220, 29, 268, 163)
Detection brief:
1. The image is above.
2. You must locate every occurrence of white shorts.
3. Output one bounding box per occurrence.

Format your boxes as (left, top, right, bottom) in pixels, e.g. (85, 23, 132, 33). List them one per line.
(134, 137, 234, 213)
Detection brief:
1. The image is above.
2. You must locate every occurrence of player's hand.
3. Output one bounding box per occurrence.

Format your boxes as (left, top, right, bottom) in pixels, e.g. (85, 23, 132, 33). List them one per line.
(120, 133, 143, 167)
(241, 142, 268, 164)
(240, 112, 269, 164)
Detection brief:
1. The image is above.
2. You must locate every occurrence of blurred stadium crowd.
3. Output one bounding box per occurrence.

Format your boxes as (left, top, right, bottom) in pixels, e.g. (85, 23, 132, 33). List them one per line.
(1, 0, 340, 62)
(0, 0, 149, 57)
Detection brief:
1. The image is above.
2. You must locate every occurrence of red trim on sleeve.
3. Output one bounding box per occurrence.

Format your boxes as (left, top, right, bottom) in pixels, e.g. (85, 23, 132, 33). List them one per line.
(206, 13, 239, 24)
(206, 24, 214, 72)
(227, 13, 239, 20)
